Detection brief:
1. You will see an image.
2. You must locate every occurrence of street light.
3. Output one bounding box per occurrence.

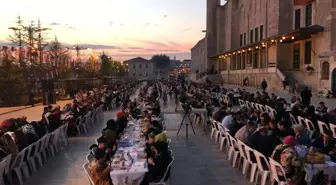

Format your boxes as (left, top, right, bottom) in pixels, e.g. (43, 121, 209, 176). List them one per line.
(66, 45, 89, 62)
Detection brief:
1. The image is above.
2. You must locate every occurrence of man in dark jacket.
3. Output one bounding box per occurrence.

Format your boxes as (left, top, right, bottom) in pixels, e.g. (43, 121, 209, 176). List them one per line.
(300, 86, 312, 107)
(261, 79, 268, 92)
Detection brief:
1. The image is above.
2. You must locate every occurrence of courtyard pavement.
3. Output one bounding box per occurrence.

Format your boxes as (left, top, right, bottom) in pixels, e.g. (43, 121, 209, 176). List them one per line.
(18, 93, 249, 185)
(0, 100, 72, 122)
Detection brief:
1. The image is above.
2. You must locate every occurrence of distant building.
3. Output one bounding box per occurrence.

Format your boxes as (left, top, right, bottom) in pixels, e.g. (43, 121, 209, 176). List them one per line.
(124, 57, 156, 80)
(191, 38, 206, 73)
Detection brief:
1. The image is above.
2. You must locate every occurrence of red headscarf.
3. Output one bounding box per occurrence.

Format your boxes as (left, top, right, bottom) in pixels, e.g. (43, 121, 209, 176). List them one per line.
(283, 136, 297, 147)
(116, 112, 124, 119)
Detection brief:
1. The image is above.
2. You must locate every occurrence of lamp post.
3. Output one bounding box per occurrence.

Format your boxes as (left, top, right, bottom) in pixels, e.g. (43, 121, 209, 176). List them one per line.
(36, 27, 51, 64)
(66, 45, 89, 63)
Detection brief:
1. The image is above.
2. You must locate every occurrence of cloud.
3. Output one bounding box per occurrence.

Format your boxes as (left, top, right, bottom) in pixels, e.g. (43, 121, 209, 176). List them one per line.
(79, 44, 122, 50)
(50, 23, 61, 26)
(0, 40, 17, 46)
(126, 39, 169, 48)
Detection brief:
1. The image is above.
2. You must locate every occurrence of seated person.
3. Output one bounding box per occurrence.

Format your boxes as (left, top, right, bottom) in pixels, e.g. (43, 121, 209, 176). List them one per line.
(103, 129, 117, 156)
(88, 149, 111, 185)
(143, 142, 172, 184)
(277, 121, 295, 140)
(271, 136, 303, 185)
(235, 120, 257, 144)
(293, 124, 311, 147)
(312, 129, 336, 156)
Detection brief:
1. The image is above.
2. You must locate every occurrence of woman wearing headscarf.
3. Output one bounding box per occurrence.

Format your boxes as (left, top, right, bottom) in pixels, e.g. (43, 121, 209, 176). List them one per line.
(271, 136, 303, 185)
(142, 142, 172, 184)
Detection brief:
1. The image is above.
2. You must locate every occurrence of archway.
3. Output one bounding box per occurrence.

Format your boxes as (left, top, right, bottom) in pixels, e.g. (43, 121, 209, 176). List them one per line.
(332, 69, 336, 91)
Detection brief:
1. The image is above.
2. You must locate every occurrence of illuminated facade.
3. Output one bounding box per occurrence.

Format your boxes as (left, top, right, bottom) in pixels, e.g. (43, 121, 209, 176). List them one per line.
(205, 0, 336, 91)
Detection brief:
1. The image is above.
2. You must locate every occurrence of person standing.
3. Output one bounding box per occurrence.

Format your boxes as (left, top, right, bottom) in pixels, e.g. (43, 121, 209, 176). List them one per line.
(300, 86, 312, 107)
(27, 91, 35, 107)
(261, 79, 268, 92)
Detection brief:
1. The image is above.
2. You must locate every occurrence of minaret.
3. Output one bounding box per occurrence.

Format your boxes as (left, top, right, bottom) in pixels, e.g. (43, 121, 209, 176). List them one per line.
(206, 0, 220, 70)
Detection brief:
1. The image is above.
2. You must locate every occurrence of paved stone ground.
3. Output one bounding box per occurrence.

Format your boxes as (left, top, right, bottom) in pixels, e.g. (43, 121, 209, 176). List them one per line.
(163, 99, 248, 185)
(223, 84, 336, 109)
(17, 93, 249, 185)
(0, 100, 72, 122)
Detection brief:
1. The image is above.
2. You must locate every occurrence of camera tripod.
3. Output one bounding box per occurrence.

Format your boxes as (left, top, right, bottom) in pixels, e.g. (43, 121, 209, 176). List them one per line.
(176, 110, 196, 139)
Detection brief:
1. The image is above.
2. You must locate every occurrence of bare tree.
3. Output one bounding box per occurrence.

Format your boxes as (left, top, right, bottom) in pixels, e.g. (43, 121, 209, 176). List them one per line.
(49, 36, 70, 69)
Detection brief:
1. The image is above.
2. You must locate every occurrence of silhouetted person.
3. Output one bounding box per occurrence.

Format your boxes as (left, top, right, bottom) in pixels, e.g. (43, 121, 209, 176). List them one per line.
(301, 86, 312, 107)
(26, 91, 35, 107)
(261, 79, 268, 92)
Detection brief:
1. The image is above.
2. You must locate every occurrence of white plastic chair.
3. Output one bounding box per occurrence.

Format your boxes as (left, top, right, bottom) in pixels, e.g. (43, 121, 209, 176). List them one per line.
(86, 154, 95, 163)
(253, 150, 271, 185)
(289, 113, 298, 125)
(297, 116, 306, 126)
(0, 154, 11, 185)
(317, 120, 329, 135)
(227, 134, 239, 167)
(242, 143, 258, 182)
(40, 134, 51, 162)
(213, 121, 221, 143)
(167, 139, 171, 145)
(83, 163, 95, 185)
(168, 150, 173, 156)
(48, 129, 61, 157)
(268, 157, 288, 185)
(246, 101, 252, 108)
(236, 139, 248, 173)
(10, 149, 29, 185)
(304, 118, 316, 131)
(238, 99, 246, 107)
(209, 118, 217, 140)
(27, 141, 41, 173)
(219, 127, 229, 151)
(329, 123, 336, 139)
(149, 157, 174, 185)
(75, 115, 83, 135)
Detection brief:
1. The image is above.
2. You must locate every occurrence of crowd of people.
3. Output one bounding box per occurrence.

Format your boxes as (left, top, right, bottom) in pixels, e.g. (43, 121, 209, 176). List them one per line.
(0, 80, 137, 184)
(86, 81, 172, 185)
(171, 79, 336, 185)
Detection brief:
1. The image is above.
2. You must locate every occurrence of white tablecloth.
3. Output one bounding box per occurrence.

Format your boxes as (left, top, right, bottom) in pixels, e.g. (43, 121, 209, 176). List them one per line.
(110, 161, 148, 185)
(305, 161, 336, 183)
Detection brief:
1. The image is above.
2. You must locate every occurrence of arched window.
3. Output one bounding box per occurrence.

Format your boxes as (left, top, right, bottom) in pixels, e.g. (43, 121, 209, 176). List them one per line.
(321, 62, 330, 80)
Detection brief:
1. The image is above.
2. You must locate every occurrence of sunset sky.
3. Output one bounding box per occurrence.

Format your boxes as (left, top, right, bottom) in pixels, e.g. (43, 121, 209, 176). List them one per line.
(0, 0, 207, 61)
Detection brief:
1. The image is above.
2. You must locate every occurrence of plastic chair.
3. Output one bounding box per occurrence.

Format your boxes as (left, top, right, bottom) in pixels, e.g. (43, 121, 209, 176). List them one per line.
(213, 121, 221, 143)
(219, 127, 229, 151)
(238, 99, 246, 107)
(48, 129, 61, 157)
(289, 113, 298, 125)
(227, 134, 239, 167)
(242, 144, 258, 182)
(167, 139, 171, 145)
(245, 101, 252, 108)
(168, 150, 173, 156)
(41, 134, 52, 162)
(149, 157, 174, 185)
(253, 150, 271, 185)
(83, 163, 95, 185)
(268, 157, 288, 185)
(0, 154, 12, 185)
(209, 118, 217, 140)
(75, 115, 83, 135)
(297, 116, 306, 126)
(27, 141, 41, 173)
(304, 118, 316, 131)
(317, 120, 330, 135)
(10, 149, 29, 185)
(86, 154, 95, 163)
(329, 123, 336, 139)
(236, 140, 248, 173)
